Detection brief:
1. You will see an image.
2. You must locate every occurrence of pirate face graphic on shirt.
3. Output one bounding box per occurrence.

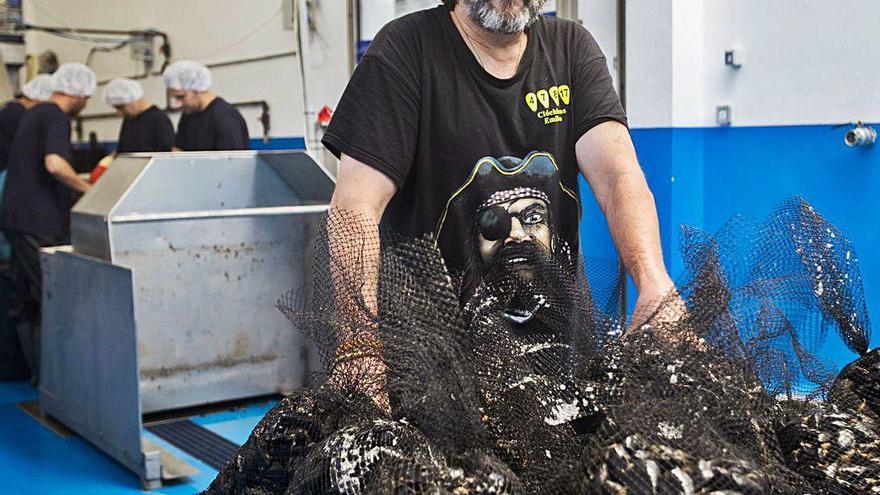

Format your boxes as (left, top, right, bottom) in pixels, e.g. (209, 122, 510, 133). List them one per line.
(435, 151, 579, 322)
(477, 189, 553, 283)
(437, 151, 582, 386)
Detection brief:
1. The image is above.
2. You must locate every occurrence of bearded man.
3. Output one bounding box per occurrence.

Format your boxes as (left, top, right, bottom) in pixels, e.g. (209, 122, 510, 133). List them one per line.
(324, 0, 675, 409)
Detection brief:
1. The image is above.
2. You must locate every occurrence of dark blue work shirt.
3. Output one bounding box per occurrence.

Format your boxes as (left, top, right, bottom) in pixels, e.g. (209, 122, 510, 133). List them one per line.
(0, 100, 25, 169)
(0, 102, 74, 240)
(174, 97, 250, 151)
(117, 105, 175, 153)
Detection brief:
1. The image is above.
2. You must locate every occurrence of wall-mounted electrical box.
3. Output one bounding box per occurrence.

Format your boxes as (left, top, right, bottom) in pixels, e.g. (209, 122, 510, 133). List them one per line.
(725, 48, 744, 68)
(129, 32, 155, 73)
(716, 105, 732, 126)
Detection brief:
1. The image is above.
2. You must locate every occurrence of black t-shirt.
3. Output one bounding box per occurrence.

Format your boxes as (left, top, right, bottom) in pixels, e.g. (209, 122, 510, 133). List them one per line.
(323, 6, 626, 274)
(174, 97, 250, 151)
(0, 100, 25, 169)
(117, 105, 175, 153)
(0, 102, 74, 240)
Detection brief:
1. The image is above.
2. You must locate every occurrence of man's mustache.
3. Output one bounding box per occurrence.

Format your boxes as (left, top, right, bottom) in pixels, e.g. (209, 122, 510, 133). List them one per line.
(489, 240, 549, 271)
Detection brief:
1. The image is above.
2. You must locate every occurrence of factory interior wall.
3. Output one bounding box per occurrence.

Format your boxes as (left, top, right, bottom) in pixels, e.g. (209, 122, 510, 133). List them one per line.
(576, 0, 618, 92)
(590, 0, 880, 365)
(21, 0, 351, 150)
(20, 1, 879, 359)
(358, 0, 560, 56)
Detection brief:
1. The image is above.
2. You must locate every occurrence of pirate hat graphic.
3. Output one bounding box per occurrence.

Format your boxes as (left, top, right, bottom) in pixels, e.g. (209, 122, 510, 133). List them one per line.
(434, 151, 580, 271)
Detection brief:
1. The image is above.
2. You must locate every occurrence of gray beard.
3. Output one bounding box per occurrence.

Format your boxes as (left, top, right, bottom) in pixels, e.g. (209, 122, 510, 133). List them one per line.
(461, 0, 546, 34)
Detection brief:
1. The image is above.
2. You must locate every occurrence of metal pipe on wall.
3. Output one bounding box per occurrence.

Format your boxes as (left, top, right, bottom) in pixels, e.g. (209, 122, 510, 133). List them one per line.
(93, 50, 297, 87)
(22, 23, 172, 75)
(75, 100, 271, 144)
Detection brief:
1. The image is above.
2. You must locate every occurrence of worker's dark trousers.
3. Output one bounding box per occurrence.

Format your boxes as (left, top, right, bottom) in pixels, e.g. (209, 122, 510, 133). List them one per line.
(2, 229, 64, 384)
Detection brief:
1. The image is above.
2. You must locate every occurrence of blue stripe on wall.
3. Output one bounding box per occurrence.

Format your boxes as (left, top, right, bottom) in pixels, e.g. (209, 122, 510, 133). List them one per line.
(248, 136, 306, 150)
(75, 136, 307, 153)
(580, 124, 880, 367)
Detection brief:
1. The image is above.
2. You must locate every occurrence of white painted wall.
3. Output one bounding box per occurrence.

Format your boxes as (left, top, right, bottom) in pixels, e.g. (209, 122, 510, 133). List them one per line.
(670, 0, 703, 127)
(360, 0, 560, 42)
(577, 0, 619, 92)
(298, 0, 355, 153)
(361, 0, 397, 41)
(626, 0, 880, 128)
(28, 0, 875, 140)
(626, 0, 673, 128)
(700, 0, 880, 127)
(397, 0, 441, 17)
(22, 0, 350, 146)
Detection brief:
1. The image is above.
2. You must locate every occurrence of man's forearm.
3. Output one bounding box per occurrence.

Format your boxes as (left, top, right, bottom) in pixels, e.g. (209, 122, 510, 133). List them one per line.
(600, 170, 670, 292)
(327, 154, 397, 339)
(45, 154, 91, 193)
(326, 199, 391, 412)
(327, 201, 382, 332)
(576, 122, 672, 296)
(54, 170, 91, 193)
(325, 159, 395, 413)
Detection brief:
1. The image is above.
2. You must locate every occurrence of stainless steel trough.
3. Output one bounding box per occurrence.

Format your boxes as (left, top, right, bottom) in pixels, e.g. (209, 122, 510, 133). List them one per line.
(39, 150, 334, 488)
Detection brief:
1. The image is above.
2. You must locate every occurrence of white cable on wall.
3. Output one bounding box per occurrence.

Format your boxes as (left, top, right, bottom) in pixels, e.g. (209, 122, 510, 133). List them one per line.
(191, 7, 283, 63)
(293, 0, 313, 153)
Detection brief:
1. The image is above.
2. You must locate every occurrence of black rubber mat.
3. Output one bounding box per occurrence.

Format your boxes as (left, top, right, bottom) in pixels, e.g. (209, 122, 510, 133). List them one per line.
(146, 419, 239, 471)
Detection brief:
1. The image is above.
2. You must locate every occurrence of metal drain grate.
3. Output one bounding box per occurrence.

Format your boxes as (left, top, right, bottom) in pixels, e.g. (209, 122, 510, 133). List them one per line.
(146, 420, 239, 471)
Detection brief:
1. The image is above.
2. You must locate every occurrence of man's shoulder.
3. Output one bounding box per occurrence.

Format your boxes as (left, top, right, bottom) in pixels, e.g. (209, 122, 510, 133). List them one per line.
(211, 98, 241, 116)
(209, 99, 247, 131)
(18, 103, 60, 129)
(147, 107, 174, 131)
(209, 97, 232, 112)
(144, 105, 170, 121)
(537, 13, 585, 31)
(0, 101, 24, 117)
(535, 14, 599, 49)
(34, 102, 67, 120)
(138, 108, 169, 132)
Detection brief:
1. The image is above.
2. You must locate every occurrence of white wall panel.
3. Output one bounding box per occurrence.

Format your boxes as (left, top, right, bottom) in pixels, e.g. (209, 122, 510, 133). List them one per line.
(700, 0, 880, 127)
(22, 0, 349, 144)
(578, 0, 619, 92)
(626, 0, 673, 128)
(626, 0, 880, 128)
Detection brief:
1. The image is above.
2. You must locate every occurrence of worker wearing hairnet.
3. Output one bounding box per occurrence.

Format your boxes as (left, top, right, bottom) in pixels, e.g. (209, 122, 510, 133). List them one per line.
(103, 78, 174, 154)
(163, 60, 249, 151)
(0, 74, 54, 171)
(87, 78, 174, 183)
(0, 63, 95, 384)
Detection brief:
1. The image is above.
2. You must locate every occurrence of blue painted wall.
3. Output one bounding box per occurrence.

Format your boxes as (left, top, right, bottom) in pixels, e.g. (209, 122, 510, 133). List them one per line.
(580, 124, 880, 366)
(77, 136, 307, 153)
(248, 136, 307, 150)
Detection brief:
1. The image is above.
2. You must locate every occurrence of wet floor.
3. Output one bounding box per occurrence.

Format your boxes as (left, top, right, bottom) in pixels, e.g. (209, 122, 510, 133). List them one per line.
(0, 380, 274, 494)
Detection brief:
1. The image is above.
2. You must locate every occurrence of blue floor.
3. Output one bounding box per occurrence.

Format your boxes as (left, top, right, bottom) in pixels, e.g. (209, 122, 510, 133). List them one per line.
(0, 381, 275, 494)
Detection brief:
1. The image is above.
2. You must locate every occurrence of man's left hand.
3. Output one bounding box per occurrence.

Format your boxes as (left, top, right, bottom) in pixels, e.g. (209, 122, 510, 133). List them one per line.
(629, 278, 704, 349)
(631, 277, 679, 329)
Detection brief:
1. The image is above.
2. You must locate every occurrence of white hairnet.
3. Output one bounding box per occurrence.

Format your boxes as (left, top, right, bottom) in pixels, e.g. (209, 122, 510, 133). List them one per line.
(51, 63, 97, 97)
(21, 74, 55, 101)
(102, 78, 144, 106)
(163, 60, 212, 92)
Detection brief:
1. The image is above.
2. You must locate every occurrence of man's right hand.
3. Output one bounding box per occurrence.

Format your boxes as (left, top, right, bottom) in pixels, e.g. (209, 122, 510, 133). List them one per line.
(329, 353, 391, 414)
(326, 153, 398, 415)
(45, 153, 91, 193)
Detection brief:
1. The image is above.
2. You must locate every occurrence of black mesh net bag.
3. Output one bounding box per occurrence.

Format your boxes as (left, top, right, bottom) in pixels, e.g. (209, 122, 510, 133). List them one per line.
(204, 198, 877, 495)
